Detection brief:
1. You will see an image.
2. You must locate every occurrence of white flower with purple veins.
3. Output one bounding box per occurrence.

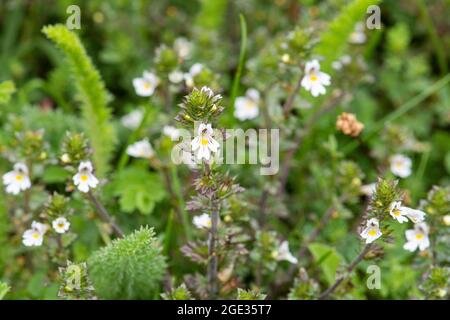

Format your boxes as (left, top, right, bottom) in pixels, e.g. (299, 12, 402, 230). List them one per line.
(301, 59, 331, 97)
(390, 154, 412, 178)
(403, 223, 430, 252)
(193, 213, 211, 229)
(174, 37, 192, 60)
(184, 63, 203, 88)
(163, 126, 181, 141)
(73, 161, 99, 193)
(2, 163, 31, 195)
(360, 218, 382, 244)
(168, 70, 184, 84)
(191, 123, 220, 161)
(121, 109, 143, 129)
(389, 201, 409, 223)
(22, 221, 48, 247)
(234, 88, 260, 121)
(52, 217, 70, 234)
(389, 200, 426, 224)
(133, 71, 160, 97)
(126, 138, 154, 159)
(273, 241, 298, 264)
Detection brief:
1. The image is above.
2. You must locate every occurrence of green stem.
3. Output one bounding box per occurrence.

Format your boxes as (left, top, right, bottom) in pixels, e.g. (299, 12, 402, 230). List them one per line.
(229, 14, 247, 111)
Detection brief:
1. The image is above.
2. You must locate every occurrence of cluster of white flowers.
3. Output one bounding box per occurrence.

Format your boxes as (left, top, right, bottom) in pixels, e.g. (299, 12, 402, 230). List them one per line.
(2, 163, 31, 195)
(360, 197, 429, 252)
(191, 123, 220, 161)
(126, 138, 154, 159)
(301, 60, 331, 97)
(73, 161, 99, 193)
(133, 71, 160, 97)
(234, 88, 260, 121)
(22, 217, 70, 247)
(389, 154, 412, 178)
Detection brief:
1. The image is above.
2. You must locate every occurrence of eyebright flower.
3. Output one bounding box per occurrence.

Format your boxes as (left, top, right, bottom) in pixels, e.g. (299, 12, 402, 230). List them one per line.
(121, 109, 143, 129)
(443, 215, 450, 226)
(273, 241, 298, 264)
(193, 213, 211, 229)
(390, 154, 412, 178)
(133, 71, 160, 97)
(191, 123, 220, 161)
(168, 70, 184, 84)
(234, 88, 260, 121)
(184, 63, 203, 88)
(2, 163, 31, 195)
(52, 217, 70, 234)
(403, 222, 430, 252)
(389, 201, 409, 223)
(301, 59, 331, 97)
(73, 161, 99, 193)
(360, 218, 382, 244)
(174, 37, 192, 60)
(22, 221, 48, 247)
(126, 139, 154, 159)
(163, 126, 181, 141)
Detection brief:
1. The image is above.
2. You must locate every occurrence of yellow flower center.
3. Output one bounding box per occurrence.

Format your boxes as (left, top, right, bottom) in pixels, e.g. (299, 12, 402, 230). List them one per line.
(245, 100, 255, 109)
(32, 233, 40, 239)
(393, 209, 401, 217)
(58, 223, 65, 228)
(80, 175, 89, 182)
(310, 74, 318, 82)
(143, 82, 151, 89)
(415, 233, 424, 240)
(201, 137, 209, 146)
(368, 229, 377, 237)
(15, 174, 24, 181)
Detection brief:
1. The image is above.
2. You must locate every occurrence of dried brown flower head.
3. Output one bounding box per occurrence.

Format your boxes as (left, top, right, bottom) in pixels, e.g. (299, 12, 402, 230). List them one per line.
(336, 112, 364, 137)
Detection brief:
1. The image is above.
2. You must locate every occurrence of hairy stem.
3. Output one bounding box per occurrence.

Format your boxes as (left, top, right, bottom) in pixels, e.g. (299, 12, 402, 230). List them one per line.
(318, 243, 372, 300)
(87, 191, 124, 238)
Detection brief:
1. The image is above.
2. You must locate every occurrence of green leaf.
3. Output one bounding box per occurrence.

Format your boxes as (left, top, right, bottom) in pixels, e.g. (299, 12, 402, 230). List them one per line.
(113, 167, 166, 215)
(42, 165, 71, 184)
(0, 282, 10, 300)
(0, 80, 15, 105)
(308, 243, 344, 285)
(42, 24, 115, 178)
(88, 227, 167, 299)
